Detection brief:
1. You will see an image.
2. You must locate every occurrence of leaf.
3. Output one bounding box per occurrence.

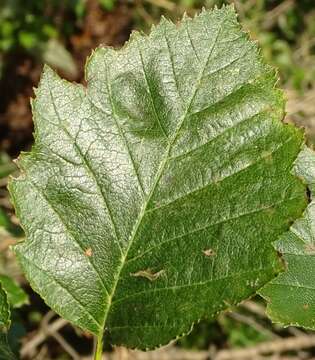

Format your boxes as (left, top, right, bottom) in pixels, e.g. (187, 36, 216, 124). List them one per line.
(0, 208, 23, 236)
(99, 0, 116, 11)
(0, 152, 16, 179)
(0, 333, 15, 360)
(9, 6, 307, 349)
(0, 284, 10, 330)
(0, 283, 15, 360)
(0, 275, 28, 309)
(42, 39, 78, 79)
(259, 147, 315, 329)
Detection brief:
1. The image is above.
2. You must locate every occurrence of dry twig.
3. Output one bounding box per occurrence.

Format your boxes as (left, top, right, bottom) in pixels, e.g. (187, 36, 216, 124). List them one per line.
(0, 235, 17, 252)
(215, 334, 315, 360)
(227, 311, 278, 339)
(241, 300, 266, 318)
(20, 317, 68, 358)
(262, 0, 295, 30)
(80, 334, 315, 360)
(143, 0, 175, 11)
(50, 331, 81, 360)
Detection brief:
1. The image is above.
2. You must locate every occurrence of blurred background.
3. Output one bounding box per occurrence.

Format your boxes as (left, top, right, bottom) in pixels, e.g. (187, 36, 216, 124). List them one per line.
(0, 0, 315, 359)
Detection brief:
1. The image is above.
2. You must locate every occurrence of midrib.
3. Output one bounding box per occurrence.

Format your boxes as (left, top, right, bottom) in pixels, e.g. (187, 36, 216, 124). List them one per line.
(97, 18, 224, 337)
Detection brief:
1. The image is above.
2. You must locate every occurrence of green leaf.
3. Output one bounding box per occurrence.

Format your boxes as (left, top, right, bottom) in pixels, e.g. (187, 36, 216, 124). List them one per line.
(0, 208, 23, 236)
(0, 208, 11, 230)
(0, 284, 10, 330)
(0, 333, 15, 360)
(0, 275, 28, 309)
(99, 0, 116, 11)
(9, 6, 307, 349)
(0, 284, 15, 360)
(259, 147, 315, 329)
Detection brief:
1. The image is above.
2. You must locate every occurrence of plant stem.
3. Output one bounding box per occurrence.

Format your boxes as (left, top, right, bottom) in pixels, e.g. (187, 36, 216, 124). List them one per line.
(94, 333, 104, 360)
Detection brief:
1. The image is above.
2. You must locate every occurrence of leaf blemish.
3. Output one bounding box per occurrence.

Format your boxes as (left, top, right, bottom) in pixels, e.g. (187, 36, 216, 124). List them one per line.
(261, 150, 273, 164)
(85, 248, 93, 257)
(130, 268, 165, 281)
(203, 248, 215, 257)
(304, 243, 315, 255)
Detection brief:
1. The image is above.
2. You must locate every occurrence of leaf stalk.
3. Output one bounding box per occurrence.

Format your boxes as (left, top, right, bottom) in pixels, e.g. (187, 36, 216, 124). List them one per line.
(94, 333, 104, 360)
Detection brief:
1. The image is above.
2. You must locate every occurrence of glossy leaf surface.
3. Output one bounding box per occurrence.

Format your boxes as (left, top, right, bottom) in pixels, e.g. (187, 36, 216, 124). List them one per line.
(9, 6, 307, 348)
(260, 147, 315, 329)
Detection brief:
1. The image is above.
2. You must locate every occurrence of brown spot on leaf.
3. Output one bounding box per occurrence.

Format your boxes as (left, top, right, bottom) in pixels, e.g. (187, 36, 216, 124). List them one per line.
(276, 251, 287, 271)
(85, 248, 92, 257)
(130, 268, 164, 281)
(305, 243, 315, 254)
(303, 304, 309, 310)
(203, 248, 215, 257)
(261, 150, 273, 164)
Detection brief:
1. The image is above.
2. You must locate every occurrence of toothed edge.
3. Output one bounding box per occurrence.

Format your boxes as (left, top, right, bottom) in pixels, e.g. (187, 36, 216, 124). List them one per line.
(7, 4, 310, 348)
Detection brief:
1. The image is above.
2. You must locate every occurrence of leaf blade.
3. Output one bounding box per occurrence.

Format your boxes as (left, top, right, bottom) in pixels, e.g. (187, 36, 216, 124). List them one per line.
(10, 6, 307, 349)
(259, 146, 315, 329)
(0, 282, 16, 360)
(0, 275, 29, 309)
(0, 284, 10, 330)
